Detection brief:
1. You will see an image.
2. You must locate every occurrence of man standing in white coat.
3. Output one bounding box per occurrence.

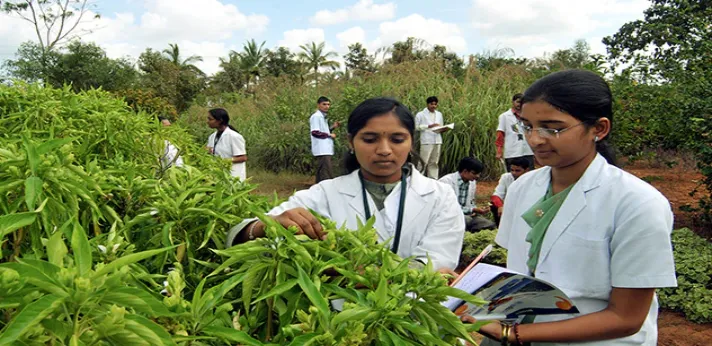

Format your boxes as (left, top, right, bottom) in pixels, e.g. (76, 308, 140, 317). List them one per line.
(416, 96, 444, 178)
(310, 96, 340, 183)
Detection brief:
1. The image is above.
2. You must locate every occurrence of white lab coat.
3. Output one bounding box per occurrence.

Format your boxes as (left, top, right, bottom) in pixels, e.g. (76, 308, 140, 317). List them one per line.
(161, 140, 184, 169)
(495, 154, 677, 346)
(438, 172, 476, 215)
(207, 127, 247, 180)
(227, 165, 466, 270)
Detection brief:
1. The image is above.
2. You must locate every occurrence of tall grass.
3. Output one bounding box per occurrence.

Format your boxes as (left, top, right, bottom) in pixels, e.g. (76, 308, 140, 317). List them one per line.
(180, 62, 534, 179)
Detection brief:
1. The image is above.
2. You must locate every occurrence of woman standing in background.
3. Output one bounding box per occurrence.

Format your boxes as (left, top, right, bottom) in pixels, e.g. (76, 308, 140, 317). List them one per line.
(206, 108, 247, 180)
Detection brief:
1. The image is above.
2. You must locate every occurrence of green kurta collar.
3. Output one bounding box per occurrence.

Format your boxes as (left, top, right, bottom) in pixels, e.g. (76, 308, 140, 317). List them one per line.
(521, 182, 575, 274)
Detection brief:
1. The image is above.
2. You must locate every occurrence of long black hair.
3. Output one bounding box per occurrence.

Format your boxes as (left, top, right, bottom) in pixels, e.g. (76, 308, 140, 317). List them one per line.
(344, 97, 419, 173)
(209, 108, 238, 132)
(521, 69, 617, 166)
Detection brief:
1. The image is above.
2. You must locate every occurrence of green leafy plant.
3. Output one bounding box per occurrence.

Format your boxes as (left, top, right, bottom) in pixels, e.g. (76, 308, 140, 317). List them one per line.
(459, 230, 507, 269)
(657, 228, 712, 323)
(210, 216, 486, 345)
(0, 221, 175, 344)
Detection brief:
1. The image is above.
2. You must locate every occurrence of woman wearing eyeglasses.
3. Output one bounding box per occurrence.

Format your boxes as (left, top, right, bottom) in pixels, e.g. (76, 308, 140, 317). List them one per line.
(471, 70, 677, 346)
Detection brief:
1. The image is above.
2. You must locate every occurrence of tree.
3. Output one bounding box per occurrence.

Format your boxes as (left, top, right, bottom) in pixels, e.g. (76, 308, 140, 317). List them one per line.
(162, 43, 204, 74)
(603, 0, 712, 228)
(139, 48, 205, 112)
(238, 39, 266, 90)
(4, 40, 136, 92)
(298, 42, 340, 86)
(344, 43, 375, 77)
(2, 0, 101, 80)
(386, 37, 429, 64)
(264, 47, 301, 79)
(212, 50, 246, 93)
(430, 45, 465, 78)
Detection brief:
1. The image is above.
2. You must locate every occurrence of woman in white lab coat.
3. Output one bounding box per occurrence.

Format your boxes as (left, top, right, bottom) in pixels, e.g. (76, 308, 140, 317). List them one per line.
(206, 108, 247, 180)
(226, 97, 465, 270)
(470, 70, 677, 345)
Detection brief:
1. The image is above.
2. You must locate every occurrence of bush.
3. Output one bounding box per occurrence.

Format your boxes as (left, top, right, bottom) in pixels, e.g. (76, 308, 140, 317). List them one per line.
(458, 230, 507, 268)
(658, 228, 712, 323)
(115, 88, 178, 121)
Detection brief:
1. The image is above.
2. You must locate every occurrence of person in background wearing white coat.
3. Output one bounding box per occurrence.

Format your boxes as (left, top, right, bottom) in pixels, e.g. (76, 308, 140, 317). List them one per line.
(415, 96, 444, 178)
(158, 117, 184, 170)
(227, 97, 465, 271)
(206, 108, 247, 180)
(467, 70, 677, 345)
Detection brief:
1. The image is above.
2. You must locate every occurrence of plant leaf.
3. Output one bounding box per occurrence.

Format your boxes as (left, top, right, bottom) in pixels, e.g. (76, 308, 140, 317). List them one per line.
(296, 263, 330, 324)
(124, 314, 177, 346)
(22, 136, 40, 176)
(46, 230, 67, 267)
(0, 294, 64, 345)
(101, 287, 171, 317)
(24, 176, 43, 210)
(0, 212, 37, 240)
(253, 279, 298, 303)
(92, 246, 175, 279)
(37, 137, 74, 155)
(71, 222, 92, 276)
(201, 326, 263, 346)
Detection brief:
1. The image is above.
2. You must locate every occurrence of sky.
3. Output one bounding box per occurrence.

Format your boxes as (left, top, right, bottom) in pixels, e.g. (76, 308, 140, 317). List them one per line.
(0, 0, 651, 76)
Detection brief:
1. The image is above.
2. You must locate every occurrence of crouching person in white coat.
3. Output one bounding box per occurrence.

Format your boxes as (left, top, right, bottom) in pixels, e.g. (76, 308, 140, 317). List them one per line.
(226, 97, 466, 271)
(469, 70, 677, 346)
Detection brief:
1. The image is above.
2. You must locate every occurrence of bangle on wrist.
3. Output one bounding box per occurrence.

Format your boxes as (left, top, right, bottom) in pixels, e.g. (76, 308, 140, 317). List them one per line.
(513, 323, 523, 345)
(500, 323, 511, 346)
(247, 221, 259, 240)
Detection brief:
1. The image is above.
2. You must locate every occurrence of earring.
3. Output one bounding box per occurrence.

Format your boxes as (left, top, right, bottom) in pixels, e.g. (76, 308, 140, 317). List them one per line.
(594, 136, 599, 142)
(349, 149, 354, 154)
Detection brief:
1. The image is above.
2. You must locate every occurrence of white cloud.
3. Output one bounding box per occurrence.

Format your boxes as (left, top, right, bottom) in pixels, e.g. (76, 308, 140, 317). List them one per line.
(375, 14, 467, 53)
(277, 28, 326, 52)
(336, 27, 367, 50)
(0, 0, 268, 76)
(310, 0, 396, 26)
(471, 0, 648, 57)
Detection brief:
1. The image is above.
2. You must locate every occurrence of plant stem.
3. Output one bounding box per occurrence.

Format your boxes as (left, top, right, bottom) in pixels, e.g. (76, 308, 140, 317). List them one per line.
(266, 297, 273, 341)
(11, 228, 24, 261)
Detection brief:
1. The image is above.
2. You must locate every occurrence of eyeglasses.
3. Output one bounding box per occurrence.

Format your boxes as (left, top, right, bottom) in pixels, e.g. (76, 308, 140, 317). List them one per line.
(522, 122, 584, 139)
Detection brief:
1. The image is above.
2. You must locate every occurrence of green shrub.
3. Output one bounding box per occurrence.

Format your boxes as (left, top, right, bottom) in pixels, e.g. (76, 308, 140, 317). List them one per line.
(658, 228, 712, 323)
(458, 229, 507, 268)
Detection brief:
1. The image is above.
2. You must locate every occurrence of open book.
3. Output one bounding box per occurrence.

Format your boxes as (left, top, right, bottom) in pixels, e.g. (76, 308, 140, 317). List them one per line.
(443, 248, 579, 321)
(431, 123, 454, 134)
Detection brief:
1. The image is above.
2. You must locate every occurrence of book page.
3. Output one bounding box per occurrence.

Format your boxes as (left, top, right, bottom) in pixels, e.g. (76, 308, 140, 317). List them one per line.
(442, 264, 517, 310)
(432, 123, 454, 133)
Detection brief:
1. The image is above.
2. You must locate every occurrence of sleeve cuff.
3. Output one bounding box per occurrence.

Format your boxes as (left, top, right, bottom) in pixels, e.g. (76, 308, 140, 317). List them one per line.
(225, 218, 257, 247)
(612, 275, 678, 289)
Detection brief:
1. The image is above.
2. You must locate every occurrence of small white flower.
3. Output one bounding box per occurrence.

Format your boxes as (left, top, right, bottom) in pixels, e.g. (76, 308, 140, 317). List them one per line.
(98, 245, 107, 253)
(149, 209, 159, 216)
(112, 244, 120, 253)
(163, 280, 169, 287)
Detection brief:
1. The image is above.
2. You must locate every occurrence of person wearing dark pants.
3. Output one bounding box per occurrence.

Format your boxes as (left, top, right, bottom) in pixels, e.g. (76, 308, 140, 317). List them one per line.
(310, 96, 339, 183)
